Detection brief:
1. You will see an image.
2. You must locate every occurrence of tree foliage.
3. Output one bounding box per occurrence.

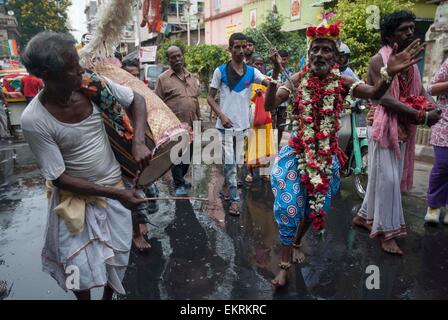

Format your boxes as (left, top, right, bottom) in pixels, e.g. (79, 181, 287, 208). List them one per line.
(157, 10, 307, 91)
(7, 0, 72, 46)
(156, 38, 188, 65)
(333, 0, 413, 78)
(184, 44, 229, 90)
(244, 10, 307, 72)
(157, 39, 229, 91)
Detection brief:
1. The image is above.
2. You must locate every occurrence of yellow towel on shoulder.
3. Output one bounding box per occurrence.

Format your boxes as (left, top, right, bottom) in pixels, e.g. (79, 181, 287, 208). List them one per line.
(46, 180, 125, 235)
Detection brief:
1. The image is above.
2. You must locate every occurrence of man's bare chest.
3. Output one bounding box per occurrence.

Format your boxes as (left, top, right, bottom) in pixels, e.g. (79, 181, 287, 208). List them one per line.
(45, 92, 93, 124)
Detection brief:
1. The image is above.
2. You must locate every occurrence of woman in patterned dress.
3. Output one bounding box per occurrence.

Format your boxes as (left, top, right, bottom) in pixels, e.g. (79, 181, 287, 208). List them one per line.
(425, 58, 448, 224)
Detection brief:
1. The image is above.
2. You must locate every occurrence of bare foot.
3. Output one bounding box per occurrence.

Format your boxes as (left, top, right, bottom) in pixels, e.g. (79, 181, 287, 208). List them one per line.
(133, 235, 151, 252)
(381, 239, 403, 256)
(352, 216, 372, 232)
(271, 269, 287, 287)
(292, 246, 306, 264)
(139, 223, 148, 236)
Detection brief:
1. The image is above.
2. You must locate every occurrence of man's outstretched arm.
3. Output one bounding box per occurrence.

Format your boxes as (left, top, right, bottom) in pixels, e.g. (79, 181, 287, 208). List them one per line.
(348, 39, 426, 101)
(348, 54, 440, 126)
(264, 50, 295, 111)
(53, 173, 146, 209)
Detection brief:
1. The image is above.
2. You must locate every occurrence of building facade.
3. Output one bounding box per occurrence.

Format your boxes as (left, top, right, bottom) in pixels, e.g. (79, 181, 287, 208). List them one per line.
(204, 0, 243, 46)
(242, 0, 321, 32)
(85, 0, 136, 56)
(0, 2, 19, 57)
(138, 0, 205, 46)
(85, 0, 101, 34)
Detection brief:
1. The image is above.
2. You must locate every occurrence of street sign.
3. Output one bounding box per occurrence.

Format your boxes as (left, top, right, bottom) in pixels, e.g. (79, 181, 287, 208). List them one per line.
(190, 0, 199, 30)
(139, 46, 158, 63)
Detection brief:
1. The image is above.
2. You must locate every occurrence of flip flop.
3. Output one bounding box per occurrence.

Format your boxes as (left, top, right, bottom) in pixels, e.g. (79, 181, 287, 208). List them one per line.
(228, 203, 240, 216)
(219, 191, 230, 201)
(245, 174, 253, 183)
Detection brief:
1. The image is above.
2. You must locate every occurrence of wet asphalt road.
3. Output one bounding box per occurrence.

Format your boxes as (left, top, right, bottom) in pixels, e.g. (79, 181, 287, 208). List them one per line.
(0, 138, 447, 300)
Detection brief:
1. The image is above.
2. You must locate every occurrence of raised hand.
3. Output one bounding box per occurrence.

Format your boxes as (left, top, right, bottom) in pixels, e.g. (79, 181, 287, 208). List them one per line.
(269, 48, 283, 72)
(386, 39, 426, 77)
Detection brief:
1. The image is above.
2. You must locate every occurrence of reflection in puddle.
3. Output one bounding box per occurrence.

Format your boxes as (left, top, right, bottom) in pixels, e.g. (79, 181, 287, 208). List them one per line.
(0, 142, 39, 187)
(0, 149, 16, 186)
(0, 142, 448, 299)
(0, 280, 12, 299)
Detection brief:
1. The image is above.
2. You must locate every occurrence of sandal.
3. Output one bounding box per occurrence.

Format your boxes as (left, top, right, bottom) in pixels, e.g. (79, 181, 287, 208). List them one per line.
(228, 203, 240, 216)
(219, 191, 230, 201)
(278, 261, 292, 270)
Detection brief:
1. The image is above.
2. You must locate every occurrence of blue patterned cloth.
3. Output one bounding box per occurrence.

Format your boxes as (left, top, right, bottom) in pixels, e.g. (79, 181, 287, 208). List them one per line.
(271, 145, 341, 245)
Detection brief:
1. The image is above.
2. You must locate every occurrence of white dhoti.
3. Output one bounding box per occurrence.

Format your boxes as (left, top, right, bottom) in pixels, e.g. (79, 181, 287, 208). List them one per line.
(41, 187, 132, 294)
(20, 78, 137, 295)
(357, 127, 407, 240)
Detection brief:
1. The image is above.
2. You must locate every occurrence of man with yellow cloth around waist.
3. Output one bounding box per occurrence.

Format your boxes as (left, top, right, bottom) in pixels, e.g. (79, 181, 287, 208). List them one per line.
(20, 32, 152, 300)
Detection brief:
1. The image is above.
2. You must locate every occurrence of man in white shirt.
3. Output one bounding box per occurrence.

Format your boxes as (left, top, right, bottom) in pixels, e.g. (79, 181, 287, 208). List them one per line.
(207, 33, 269, 216)
(20, 32, 152, 300)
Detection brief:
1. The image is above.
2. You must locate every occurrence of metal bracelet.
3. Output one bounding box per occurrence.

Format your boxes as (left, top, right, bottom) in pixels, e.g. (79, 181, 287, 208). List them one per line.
(424, 111, 429, 126)
(278, 85, 292, 96)
(380, 65, 392, 83)
(349, 80, 365, 100)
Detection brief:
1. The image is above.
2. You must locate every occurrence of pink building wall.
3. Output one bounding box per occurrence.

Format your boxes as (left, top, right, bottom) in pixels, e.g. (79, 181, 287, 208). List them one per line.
(204, 0, 243, 46)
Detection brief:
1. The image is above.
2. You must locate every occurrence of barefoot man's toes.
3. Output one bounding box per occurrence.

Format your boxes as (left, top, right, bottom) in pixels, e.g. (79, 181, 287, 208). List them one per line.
(352, 216, 372, 232)
(271, 270, 287, 288)
(381, 239, 403, 256)
(133, 236, 151, 252)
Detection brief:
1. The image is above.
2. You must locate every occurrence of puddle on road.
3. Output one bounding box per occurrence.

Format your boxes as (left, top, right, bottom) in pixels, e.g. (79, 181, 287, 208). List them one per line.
(1, 142, 448, 300)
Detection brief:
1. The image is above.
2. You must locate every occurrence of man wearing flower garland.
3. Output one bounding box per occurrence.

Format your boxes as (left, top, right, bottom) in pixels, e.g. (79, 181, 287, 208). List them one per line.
(352, 11, 441, 255)
(264, 22, 426, 287)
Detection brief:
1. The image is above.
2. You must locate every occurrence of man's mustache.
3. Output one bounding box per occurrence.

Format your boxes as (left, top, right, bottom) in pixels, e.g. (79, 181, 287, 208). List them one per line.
(313, 60, 328, 66)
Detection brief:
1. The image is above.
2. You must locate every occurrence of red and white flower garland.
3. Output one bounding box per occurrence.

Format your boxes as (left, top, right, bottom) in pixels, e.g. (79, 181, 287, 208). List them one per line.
(289, 64, 345, 233)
